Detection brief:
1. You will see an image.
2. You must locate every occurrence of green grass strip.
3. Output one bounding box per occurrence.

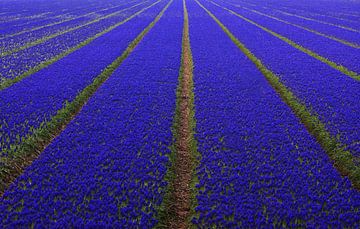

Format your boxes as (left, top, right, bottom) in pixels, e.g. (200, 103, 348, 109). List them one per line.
(156, 0, 200, 227)
(196, 0, 360, 189)
(0, 0, 159, 91)
(0, 0, 171, 196)
(209, 0, 360, 82)
(0, 0, 137, 40)
(0, 0, 150, 57)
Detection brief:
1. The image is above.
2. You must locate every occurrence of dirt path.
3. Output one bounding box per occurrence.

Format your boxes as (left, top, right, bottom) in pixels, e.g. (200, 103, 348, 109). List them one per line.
(167, 0, 195, 228)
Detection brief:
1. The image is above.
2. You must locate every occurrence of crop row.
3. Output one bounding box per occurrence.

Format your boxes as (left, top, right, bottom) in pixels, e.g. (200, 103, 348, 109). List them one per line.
(0, 1, 139, 46)
(0, 0, 123, 37)
(230, 0, 360, 31)
(0, 0, 360, 227)
(199, 0, 360, 159)
(0, 1, 120, 37)
(212, 0, 360, 76)
(240, 0, 360, 22)
(0, 0, 146, 54)
(0, 0, 97, 26)
(220, 0, 360, 49)
(0, 0, 152, 81)
(0, 0, 142, 53)
(235, 5, 360, 49)
(0, 1, 165, 156)
(0, 0, 182, 226)
(189, 0, 360, 226)
(263, 7, 360, 36)
(266, 4, 360, 29)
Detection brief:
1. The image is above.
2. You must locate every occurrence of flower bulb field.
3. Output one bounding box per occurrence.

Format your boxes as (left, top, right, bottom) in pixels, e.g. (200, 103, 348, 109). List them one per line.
(1, 0, 360, 227)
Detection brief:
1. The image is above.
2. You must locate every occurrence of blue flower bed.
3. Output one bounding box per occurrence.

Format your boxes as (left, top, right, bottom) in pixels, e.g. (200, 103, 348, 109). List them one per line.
(188, 0, 360, 226)
(0, 0, 182, 226)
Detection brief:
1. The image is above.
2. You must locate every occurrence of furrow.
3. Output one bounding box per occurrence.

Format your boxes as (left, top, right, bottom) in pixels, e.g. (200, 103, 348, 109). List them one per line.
(157, 0, 199, 227)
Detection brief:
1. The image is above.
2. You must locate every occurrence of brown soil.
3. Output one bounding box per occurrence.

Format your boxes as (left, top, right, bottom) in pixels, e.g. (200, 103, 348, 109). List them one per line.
(167, 3, 193, 228)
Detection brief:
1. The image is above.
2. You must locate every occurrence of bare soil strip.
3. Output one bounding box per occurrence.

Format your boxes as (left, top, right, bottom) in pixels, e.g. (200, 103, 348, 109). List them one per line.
(164, 0, 196, 228)
(169, 23, 192, 229)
